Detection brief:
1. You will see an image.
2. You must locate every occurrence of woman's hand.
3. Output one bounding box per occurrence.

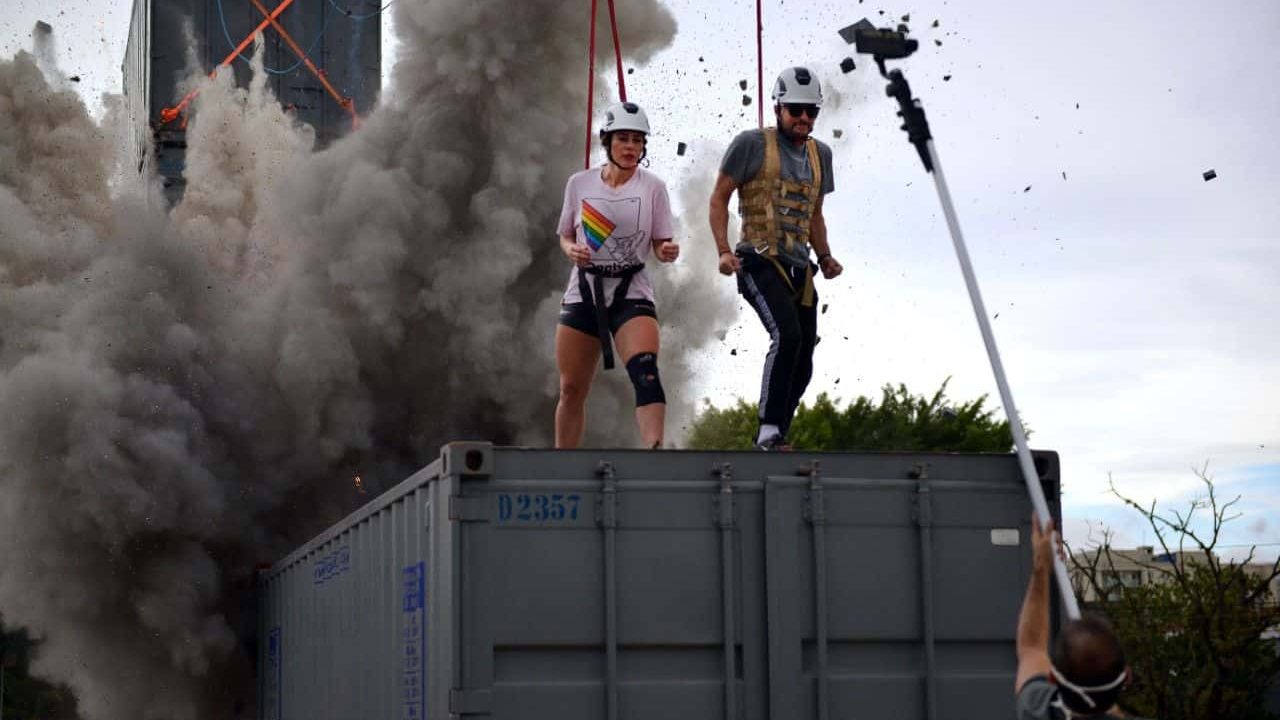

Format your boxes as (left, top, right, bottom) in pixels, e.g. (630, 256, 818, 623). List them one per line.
(655, 240, 680, 263)
(561, 236, 591, 267)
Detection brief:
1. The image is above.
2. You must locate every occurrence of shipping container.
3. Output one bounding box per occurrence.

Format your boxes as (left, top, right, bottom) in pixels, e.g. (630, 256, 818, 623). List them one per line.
(257, 442, 1063, 720)
(123, 0, 381, 204)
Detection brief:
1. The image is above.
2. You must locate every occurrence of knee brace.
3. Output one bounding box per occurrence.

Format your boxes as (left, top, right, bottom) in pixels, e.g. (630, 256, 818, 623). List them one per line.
(625, 352, 666, 407)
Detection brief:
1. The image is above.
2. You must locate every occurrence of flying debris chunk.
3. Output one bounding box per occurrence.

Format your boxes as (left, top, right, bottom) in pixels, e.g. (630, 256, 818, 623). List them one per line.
(1023, 185, 1032, 193)
(1061, 171, 1067, 180)
(943, 75, 952, 82)
(935, 39, 943, 46)
(832, 128, 844, 138)
(699, 56, 705, 62)
(677, 141, 687, 156)
(840, 57, 856, 73)
(731, 348, 738, 356)
(742, 94, 752, 106)
(739, 79, 748, 90)
(628, 67, 634, 75)
(932, 19, 940, 27)
(34, 20, 53, 35)
(901, 13, 910, 22)
(69, 75, 81, 82)
(821, 303, 829, 314)
(1203, 169, 1217, 182)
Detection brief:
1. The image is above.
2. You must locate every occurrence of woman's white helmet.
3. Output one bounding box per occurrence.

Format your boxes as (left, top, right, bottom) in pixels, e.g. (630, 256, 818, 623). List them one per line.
(771, 66, 823, 106)
(599, 101, 651, 136)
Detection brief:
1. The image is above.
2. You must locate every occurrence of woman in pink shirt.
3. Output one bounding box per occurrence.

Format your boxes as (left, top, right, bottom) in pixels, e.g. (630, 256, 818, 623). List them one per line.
(555, 102, 680, 448)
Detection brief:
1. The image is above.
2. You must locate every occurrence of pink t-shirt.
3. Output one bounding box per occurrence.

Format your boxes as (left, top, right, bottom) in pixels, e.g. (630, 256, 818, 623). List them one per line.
(557, 166, 674, 305)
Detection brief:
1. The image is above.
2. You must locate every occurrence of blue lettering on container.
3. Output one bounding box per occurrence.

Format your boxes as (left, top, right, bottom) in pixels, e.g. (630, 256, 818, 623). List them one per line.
(313, 545, 352, 585)
(402, 561, 427, 720)
(496, 493, 582, 524)
(266, 627, 282, 720)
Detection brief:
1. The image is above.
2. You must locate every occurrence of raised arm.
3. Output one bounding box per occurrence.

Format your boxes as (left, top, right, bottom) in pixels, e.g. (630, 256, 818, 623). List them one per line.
(1015, 514, 1055, 693)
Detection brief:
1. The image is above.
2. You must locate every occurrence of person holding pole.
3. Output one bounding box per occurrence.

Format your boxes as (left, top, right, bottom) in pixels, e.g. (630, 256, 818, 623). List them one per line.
(1015, 515, 1146, 719)
(709, 66, 843, 451)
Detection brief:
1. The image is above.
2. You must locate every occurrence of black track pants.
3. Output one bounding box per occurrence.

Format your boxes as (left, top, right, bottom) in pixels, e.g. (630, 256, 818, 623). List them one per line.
(737, 253, 818, 435)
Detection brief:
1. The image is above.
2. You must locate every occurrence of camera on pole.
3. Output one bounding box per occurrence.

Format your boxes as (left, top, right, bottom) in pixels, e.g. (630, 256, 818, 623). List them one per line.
(836, 17, 1084, 620)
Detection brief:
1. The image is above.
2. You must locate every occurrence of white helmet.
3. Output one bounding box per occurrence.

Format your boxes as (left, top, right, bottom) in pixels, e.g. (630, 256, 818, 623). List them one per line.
(771, 66, 823, 106)
(599, 101, 651, 136)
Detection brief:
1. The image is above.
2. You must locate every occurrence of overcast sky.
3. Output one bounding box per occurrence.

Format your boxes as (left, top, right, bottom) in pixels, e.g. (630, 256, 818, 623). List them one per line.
(3, 0, 1278, 558)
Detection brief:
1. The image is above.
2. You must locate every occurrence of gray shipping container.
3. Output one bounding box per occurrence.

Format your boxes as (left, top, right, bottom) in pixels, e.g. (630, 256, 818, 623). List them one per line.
(123, 0, 381, 203)
(258, 442, 1063, 720)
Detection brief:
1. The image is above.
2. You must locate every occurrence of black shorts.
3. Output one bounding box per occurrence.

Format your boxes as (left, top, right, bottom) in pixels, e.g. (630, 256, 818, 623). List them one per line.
(559, 298, 658, 337)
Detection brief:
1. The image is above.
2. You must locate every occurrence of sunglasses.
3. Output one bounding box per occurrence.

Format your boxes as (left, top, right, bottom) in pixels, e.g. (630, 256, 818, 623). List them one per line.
(784, 103, 820, 119)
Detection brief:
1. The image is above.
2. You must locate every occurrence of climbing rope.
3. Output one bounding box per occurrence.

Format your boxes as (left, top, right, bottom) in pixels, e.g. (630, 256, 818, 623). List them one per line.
(583, 0, 628, 168)
(756, 0, 764, 127)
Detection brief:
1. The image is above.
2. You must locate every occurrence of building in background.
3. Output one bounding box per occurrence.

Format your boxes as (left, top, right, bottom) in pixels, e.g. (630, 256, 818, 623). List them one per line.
(123, 0, 382, 204)
(1071, 545, 1280, 604)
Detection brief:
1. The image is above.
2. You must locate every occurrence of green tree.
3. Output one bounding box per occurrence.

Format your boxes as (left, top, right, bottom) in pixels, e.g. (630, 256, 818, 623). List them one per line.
(0, 616, 80, 720)
(686, 379, 1014, 452)
(1069, 470, 1280, 720)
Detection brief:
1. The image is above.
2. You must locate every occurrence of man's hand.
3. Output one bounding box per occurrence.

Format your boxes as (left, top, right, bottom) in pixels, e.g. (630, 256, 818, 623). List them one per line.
(1031, 513, 1063, 573)
(818, 254, 843, 279)
(656, 240, 680, 263)
(718, 250, 741, 276)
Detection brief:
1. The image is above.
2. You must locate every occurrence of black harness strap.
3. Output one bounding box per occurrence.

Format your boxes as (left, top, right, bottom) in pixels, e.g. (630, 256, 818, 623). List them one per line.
(579, 264, 644, 370)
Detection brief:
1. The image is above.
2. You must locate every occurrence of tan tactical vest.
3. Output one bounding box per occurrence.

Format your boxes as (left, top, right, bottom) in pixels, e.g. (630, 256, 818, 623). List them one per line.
(737, 128, 822, 305)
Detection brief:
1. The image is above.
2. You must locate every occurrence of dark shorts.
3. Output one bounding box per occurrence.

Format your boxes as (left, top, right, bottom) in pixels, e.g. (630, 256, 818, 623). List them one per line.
(559, 298, 658, 337)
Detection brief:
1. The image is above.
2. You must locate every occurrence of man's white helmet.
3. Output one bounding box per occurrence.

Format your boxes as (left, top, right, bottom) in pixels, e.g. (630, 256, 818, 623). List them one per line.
(599, 101, 651, 136)
(771, 66, 823, 106)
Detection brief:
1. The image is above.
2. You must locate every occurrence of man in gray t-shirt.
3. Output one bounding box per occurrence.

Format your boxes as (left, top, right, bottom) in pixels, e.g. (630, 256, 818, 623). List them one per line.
(1016, 515, 1150, 719)
(709, 66, 844, 450)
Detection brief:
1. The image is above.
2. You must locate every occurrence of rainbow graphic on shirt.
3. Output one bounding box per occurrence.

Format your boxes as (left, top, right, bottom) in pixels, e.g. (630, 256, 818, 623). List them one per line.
(581, 200, 616, 251)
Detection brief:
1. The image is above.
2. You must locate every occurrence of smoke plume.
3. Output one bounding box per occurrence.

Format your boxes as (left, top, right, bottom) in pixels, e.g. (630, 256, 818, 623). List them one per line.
(0, 1, 741, 718)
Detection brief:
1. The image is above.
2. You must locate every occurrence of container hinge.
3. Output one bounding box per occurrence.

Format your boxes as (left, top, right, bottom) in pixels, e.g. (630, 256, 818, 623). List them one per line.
(448, 495, 488, 523)
(712, 463, 735, 528)
(449, 688, 493, 715)
(803, 461, 826, 526)
(596, 461, 618, 529)
(914, 483, 933, 527)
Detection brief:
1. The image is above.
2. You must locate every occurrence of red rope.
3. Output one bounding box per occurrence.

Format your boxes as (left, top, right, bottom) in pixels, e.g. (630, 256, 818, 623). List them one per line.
(585, 0, 598, 168)
(756, 0, 764, 128)
(605, 0, 626, 101)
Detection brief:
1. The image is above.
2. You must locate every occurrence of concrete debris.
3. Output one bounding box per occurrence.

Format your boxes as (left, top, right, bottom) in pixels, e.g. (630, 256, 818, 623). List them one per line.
(677, 142, 687, 156)
(840, 57, 856, 74)
(832, 128, 843, 138)
(1203, 169, 1217, 181)
(739, 79, 748, 90)
(943, 74, 952, 82)
(742, 94, 752, 106)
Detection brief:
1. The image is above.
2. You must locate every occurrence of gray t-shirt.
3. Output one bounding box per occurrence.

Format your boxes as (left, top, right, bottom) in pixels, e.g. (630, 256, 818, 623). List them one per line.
(719, 129, 834, 266)
(1016, 676, 1152, 720)
(720, 128, 835, 193)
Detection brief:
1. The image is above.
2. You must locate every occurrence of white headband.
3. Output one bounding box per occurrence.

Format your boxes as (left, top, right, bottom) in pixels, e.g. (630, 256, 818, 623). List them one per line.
(1050, 663, 1126, 711)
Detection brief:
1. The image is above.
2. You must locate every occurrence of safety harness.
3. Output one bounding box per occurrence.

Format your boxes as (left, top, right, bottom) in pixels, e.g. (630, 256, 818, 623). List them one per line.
(737, 127, 823, 306)
(578, 263, 644, 370)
